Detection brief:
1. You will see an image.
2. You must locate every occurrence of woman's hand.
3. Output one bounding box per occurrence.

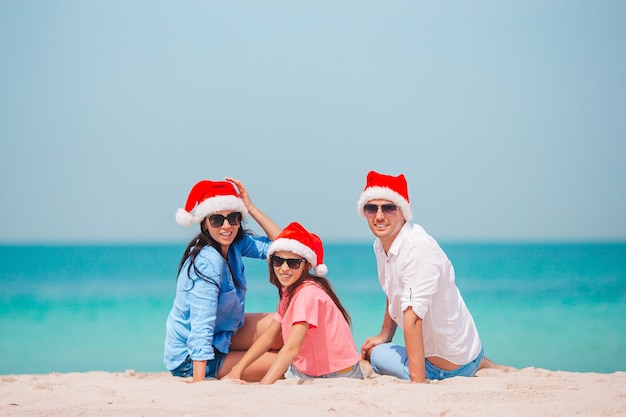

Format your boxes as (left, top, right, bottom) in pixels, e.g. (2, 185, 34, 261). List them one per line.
(225, 177, 255, 212)
(225, 176, 281, 240)
(191, 359, 207, 383)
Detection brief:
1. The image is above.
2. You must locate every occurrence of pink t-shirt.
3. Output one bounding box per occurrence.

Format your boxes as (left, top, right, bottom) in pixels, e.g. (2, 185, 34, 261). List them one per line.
(274, 281, 360, 376)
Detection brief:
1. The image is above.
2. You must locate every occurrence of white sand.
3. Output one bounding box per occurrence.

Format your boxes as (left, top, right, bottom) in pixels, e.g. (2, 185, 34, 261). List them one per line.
(2, 366, 625, 416)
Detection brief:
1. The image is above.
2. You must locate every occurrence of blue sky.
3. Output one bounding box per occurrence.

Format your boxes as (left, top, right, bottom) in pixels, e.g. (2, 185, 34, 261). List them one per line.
(1, 1, 625, 244)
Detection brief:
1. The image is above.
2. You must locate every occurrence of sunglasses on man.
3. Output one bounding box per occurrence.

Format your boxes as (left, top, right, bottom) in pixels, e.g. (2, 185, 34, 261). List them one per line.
(363, 203, 398, 217)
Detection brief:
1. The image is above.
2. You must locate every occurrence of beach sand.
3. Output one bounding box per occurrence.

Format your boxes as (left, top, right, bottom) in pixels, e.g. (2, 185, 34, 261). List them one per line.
(1, 365, 625, 417)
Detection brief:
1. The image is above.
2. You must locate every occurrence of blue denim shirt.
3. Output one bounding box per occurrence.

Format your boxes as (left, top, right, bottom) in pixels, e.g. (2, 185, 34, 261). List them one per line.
(163, 234, 271, 370)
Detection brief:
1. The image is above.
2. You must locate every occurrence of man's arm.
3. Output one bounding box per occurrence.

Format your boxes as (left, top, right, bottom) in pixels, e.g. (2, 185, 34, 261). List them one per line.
(403, 306, 426, 383)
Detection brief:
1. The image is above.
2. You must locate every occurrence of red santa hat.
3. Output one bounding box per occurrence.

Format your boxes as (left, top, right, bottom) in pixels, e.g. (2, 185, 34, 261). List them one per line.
(356, 170, 413, 221)
(175, 180, 248, 226)
(267, 222, 328, 277)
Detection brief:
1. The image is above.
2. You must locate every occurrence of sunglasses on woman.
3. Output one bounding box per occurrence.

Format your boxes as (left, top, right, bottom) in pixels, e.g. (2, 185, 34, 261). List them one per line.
(208, 212, 242, 228)
(271, 255, 306, 269)
(363, 203, 398, 217)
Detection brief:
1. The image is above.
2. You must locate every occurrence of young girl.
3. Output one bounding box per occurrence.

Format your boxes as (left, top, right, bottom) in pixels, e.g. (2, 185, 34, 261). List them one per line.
(223, 222, 363, 384)
(163, 178, 282, 382)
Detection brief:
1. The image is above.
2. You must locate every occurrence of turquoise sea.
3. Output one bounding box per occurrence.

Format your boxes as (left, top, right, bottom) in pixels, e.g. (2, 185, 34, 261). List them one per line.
(1, 242, 624, 375)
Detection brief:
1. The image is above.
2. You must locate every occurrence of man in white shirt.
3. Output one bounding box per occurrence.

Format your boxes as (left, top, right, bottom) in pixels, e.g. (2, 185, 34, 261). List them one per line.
(357, 170, 501, 383)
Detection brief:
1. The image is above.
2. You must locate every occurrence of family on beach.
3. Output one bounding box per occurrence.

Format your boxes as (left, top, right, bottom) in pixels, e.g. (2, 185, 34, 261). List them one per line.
(163, 171, 503, 384)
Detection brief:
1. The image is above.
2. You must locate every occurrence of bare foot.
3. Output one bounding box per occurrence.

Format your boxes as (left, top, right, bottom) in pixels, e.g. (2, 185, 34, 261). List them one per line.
(359, 360, 375, 378)
(479, 357, 516, 372)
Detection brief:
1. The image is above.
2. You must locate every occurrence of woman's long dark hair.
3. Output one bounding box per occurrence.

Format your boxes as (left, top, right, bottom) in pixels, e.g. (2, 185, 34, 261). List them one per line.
(177, 217, 251, 288)
(268, 262, 352, 326)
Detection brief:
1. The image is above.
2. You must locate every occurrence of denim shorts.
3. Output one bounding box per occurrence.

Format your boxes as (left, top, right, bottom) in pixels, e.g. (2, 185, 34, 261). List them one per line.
(370, 343, 484, 381)
(170, 350, 226, 380)
(285, 362, 364, 380)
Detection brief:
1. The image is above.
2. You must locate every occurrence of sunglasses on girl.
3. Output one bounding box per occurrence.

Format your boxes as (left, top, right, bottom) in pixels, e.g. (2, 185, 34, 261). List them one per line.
(271, 255, 307, 269)
(363, 203, 398, 217)
(208, 212, 242, 228)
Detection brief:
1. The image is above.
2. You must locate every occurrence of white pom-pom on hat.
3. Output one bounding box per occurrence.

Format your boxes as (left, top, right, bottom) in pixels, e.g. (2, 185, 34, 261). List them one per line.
(175, 208, 194, 227)
(314, 264, 328, 277)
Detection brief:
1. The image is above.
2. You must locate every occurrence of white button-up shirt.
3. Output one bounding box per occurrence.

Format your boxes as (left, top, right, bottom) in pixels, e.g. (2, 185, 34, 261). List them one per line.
(373, 222, 482, 365)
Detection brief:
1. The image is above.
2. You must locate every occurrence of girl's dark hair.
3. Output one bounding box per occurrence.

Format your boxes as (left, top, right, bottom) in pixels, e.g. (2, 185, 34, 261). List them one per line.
(268, 261, 351, 325)
(177, 217, 250, 288)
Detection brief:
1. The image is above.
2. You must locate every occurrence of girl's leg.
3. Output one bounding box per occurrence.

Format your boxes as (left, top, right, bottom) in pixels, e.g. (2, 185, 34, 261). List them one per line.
(230, 312, 283, 351)
(221, 313, 282, 381)
(218, 350, 278, 382)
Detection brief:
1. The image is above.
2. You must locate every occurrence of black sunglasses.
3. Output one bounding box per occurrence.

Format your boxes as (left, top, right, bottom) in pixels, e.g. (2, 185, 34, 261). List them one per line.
(208, 212, 242, 228)
(363, 203, 398, 217)
(271, 255, 306, 269)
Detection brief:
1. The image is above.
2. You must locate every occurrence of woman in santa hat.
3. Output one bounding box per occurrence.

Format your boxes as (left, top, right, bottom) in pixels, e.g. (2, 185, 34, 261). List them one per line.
(164, 177, 282, 382)
(223, 222, 363, 384)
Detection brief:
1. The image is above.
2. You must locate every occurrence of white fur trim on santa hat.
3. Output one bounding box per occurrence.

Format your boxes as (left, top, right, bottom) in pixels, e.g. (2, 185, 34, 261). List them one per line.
(267, 238, 327, 277)
(175, 195, 249, 226)
(356, 186, 413, 222)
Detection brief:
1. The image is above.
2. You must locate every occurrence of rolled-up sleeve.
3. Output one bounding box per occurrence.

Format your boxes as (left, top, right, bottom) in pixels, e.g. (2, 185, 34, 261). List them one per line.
(187, 253, 220, 361)
(399, 239, 441, 320)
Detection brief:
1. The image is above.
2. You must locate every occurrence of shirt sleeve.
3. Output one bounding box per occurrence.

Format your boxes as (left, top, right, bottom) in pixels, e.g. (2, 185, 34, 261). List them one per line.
(273, 292, 289, 323)
(285, 285, 319, 329)
(187, 251, 221, 361)
(399, 239, 441, 319)
(238, 234, 272, 259)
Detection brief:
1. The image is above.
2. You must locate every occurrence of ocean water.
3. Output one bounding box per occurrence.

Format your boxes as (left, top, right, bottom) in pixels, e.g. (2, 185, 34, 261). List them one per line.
(1, 242, 624, 375)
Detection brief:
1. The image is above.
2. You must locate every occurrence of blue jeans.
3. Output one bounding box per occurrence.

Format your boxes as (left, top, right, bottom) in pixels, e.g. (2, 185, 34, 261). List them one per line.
(370, 343, 484, 381)
(170, 351, 226, 380)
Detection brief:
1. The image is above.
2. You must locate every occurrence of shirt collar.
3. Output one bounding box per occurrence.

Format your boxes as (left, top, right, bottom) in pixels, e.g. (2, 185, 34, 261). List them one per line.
(374, 222, 411, 257)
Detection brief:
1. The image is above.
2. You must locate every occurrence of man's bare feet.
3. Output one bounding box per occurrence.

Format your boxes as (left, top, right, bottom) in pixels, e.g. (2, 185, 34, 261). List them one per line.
(479, 357, 516, 372)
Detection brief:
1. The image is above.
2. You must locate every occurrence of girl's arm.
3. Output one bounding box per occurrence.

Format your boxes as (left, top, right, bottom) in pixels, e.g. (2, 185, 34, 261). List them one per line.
(259, 322, 308, 385)
(223, 320, 282, 380)
(226, 177, 281, 240)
